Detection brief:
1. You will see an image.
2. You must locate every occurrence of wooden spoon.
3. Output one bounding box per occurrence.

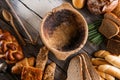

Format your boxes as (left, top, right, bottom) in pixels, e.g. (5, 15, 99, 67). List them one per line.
(2, 9, 26, 45)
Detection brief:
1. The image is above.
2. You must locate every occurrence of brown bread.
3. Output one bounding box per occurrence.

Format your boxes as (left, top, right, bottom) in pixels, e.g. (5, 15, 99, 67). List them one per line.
(66, 55, 83, 80)
(99, 19, 119, 39)
(80, 53, 101, 80)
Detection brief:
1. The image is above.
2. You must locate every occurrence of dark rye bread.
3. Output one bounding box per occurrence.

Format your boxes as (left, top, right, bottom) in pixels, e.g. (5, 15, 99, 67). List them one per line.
(66, 55, 83, 80)
(104, 12, 120, 26)
(107, 39, 120, 54)
(80, 53, 101, 80)
(99, 19, 119, 39)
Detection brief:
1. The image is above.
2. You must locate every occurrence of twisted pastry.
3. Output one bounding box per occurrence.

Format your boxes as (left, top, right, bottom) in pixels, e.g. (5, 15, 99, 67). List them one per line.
(0, 29, 24, 64)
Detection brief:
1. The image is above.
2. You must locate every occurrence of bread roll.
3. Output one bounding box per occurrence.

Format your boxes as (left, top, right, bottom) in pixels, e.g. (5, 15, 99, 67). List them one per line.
(98, 64, 120, 79)
(92, 58, 109, 66)
(94, 50, 111, 58)
(97, 70, 115, 80)
(87, 0, 118, 14)
(105, 55, 120, 68)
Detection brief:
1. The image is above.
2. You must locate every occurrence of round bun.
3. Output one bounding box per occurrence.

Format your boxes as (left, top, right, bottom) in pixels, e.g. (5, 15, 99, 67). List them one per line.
(87, 0, 118, 15)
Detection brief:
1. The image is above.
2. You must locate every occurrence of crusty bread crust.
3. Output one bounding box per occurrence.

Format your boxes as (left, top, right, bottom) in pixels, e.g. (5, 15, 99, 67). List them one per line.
(21, 66, 42, 80)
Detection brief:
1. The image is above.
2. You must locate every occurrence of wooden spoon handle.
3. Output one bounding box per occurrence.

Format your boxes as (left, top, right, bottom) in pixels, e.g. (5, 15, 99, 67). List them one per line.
(10, 20, 26, 45)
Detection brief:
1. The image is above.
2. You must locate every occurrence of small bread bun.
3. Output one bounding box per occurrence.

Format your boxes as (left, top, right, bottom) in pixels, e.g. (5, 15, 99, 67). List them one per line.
(87, 0, 118, 15)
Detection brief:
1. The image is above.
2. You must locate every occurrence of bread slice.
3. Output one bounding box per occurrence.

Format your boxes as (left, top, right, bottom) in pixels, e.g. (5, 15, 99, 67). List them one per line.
(99, 19, 119, 39)
(107, 39, 120, 54)
(80, 54, 92, 80)
(43, 62, 56, 80)
(104, 12, 120, 26)
(80, 53, 101, 80)
(21, 66, 42, 80)
(66, 55, 83, 80)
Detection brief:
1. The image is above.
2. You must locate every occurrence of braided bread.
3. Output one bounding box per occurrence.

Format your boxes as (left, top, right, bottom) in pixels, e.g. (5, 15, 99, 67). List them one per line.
(0, 29, 24, 64)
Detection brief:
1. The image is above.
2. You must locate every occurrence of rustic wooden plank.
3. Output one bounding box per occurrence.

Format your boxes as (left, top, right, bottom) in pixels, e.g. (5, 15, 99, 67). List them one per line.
(9, 0, 103, 80)
(10, 1, 68, 79)
(12, 0, 101, 55)
(10, 0, 42, 31)
(18, 0, 65, 17)
(10, 0, 69, 70)
(10, 0, 92, 68)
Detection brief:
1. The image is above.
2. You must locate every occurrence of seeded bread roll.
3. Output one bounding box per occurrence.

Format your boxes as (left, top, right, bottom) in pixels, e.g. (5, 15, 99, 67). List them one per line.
(87, 0, 118, 14)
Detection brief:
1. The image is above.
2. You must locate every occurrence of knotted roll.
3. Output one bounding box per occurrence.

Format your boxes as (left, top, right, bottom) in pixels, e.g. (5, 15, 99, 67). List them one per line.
(0, 29, 24, 64)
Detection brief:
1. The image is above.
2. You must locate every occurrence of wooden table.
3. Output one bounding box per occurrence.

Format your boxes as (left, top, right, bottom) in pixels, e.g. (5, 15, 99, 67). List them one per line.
(3, 0, 101, 80)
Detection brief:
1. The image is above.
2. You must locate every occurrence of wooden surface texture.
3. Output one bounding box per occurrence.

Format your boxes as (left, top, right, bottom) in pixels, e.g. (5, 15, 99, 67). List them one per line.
(0, 0, 103, 80)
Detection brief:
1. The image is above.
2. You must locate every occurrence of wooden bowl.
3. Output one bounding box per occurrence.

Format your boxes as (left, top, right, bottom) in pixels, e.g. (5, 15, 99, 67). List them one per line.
(40, 3, 88, 60)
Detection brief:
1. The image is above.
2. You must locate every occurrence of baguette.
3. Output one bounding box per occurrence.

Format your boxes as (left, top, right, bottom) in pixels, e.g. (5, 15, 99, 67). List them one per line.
(98, 64, 120, 79)
(105, 55, 120, 68)
(36, 46, 49, 71)
(97, 70, 115, 80)
(43, 62, 56, 80)
(92, 58, 109, 66)
(94, 50, 111, 58)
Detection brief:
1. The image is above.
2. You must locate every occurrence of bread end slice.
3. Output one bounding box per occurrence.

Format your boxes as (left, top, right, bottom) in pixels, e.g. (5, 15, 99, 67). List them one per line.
(66, 55, 83, 80)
